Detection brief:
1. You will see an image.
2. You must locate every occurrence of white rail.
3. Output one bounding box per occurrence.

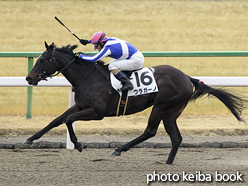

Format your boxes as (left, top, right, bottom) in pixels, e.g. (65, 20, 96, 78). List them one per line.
(1, 76, 248, 87)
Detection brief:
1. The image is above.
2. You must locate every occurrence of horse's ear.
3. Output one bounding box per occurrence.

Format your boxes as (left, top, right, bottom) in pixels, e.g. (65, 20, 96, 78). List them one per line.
(44, 41, 49, 49)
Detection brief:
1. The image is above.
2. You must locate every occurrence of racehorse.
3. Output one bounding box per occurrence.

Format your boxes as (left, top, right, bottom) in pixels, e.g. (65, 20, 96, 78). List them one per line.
(25, 42, 246, 164)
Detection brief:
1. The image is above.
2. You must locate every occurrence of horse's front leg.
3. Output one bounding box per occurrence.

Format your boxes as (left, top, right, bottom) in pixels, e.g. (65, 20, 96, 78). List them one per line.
(65, 107, 103, 152)
(23, 105, 80, 144)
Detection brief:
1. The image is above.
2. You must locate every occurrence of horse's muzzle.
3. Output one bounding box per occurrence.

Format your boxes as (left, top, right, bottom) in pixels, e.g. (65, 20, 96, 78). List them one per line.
(26, 76, 39, 86)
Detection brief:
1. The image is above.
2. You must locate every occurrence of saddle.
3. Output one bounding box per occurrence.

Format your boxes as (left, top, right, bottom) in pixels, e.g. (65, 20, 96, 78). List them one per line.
(110, 67, 158, 116)
(111, 67, 158, 96)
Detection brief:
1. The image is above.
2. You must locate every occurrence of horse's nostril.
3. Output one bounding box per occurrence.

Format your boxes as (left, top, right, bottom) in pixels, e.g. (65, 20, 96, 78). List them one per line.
(26, 76, 33, 84)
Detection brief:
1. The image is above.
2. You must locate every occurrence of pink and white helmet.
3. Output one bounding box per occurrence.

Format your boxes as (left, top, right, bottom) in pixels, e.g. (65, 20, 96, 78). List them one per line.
(89, 32, 108, 44)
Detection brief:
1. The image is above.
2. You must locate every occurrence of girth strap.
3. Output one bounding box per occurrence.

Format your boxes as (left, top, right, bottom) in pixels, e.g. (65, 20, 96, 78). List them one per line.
(116, 90, 129, 116)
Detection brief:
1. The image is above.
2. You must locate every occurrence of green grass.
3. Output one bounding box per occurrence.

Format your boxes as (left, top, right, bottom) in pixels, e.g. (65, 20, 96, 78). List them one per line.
(1, 0, 248, 116)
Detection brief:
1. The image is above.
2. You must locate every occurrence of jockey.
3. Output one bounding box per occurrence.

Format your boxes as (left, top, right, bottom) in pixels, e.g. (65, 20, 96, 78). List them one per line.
(79, 32, 144, 91)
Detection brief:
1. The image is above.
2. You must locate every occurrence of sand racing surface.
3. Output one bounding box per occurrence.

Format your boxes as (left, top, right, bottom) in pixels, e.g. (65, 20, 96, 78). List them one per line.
(0, 147, 247, 186)
(0, 115, 248, 185)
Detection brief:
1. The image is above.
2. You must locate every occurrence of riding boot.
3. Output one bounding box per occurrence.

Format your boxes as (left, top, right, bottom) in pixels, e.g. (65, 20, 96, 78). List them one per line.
(116, 71, 133, 91)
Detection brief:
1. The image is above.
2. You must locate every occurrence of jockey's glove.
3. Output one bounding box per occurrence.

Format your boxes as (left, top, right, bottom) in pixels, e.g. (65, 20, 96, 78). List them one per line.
(80, 39, 89, 46)
(74, 53, 81, 59)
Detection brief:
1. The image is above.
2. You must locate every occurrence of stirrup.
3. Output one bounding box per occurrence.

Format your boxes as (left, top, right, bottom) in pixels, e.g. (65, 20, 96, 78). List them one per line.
(121, 82, 133, 91)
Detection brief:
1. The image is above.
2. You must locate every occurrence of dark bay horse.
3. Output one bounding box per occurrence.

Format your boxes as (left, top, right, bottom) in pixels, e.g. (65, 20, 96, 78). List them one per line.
(25, 42, 246, 164)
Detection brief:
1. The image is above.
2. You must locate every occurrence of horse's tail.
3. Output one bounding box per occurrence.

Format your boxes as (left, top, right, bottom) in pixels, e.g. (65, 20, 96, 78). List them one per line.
(189, 76, 247, 122)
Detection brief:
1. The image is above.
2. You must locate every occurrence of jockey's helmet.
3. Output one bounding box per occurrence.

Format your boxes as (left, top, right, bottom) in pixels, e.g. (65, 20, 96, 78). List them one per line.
(89, 32, 108, 44)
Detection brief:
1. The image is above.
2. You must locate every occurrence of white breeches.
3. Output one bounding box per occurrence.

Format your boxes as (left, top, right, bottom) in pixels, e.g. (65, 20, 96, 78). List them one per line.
(108, 51, 144, 71)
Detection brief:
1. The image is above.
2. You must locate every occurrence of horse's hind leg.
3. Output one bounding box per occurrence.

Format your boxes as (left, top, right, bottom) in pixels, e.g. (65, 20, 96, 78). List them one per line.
(112, 106, 162, 156)
(162, 114, 182, 164)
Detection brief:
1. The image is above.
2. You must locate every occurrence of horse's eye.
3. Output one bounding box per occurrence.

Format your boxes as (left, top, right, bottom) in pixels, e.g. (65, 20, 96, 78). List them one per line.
(39, 58, 46, 63)
(38, 55, 45, 63)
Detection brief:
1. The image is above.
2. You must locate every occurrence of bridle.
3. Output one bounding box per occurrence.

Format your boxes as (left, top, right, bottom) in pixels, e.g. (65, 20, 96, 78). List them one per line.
(33, 48, 75, 81)
(32, 47, 108, 89)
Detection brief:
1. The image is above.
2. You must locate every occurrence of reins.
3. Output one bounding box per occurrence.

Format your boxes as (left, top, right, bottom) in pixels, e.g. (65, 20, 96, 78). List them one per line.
(73, 64, 96, 89)
(95, 63, 109, 80)
(73, 62, 109, 89)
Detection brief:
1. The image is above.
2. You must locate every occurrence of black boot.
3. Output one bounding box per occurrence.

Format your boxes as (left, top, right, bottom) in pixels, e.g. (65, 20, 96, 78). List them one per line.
(116, 71, 133, 91)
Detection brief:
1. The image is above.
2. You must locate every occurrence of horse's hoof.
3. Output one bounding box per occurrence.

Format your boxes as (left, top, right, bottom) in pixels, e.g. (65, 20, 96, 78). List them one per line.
(75, 143, 83, 152)
(23, 140, 33, 145)
(111, 150, 121, 156)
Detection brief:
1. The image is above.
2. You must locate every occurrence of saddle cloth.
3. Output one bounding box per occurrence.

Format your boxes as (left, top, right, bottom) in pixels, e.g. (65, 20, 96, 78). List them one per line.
(110, 67, 158, 96)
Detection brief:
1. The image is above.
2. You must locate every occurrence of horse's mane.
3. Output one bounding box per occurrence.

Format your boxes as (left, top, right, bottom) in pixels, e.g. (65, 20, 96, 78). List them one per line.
(57, 44, 77, 56)
(56, 44, 105, 66)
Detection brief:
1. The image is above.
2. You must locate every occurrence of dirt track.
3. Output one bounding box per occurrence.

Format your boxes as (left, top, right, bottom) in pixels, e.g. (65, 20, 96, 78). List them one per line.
(0, 148, 247, 186)
(0, 115, 248, 186)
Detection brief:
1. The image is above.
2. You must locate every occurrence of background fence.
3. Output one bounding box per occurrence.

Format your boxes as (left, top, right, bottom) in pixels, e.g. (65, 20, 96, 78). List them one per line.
(1, 51, 248, 119)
